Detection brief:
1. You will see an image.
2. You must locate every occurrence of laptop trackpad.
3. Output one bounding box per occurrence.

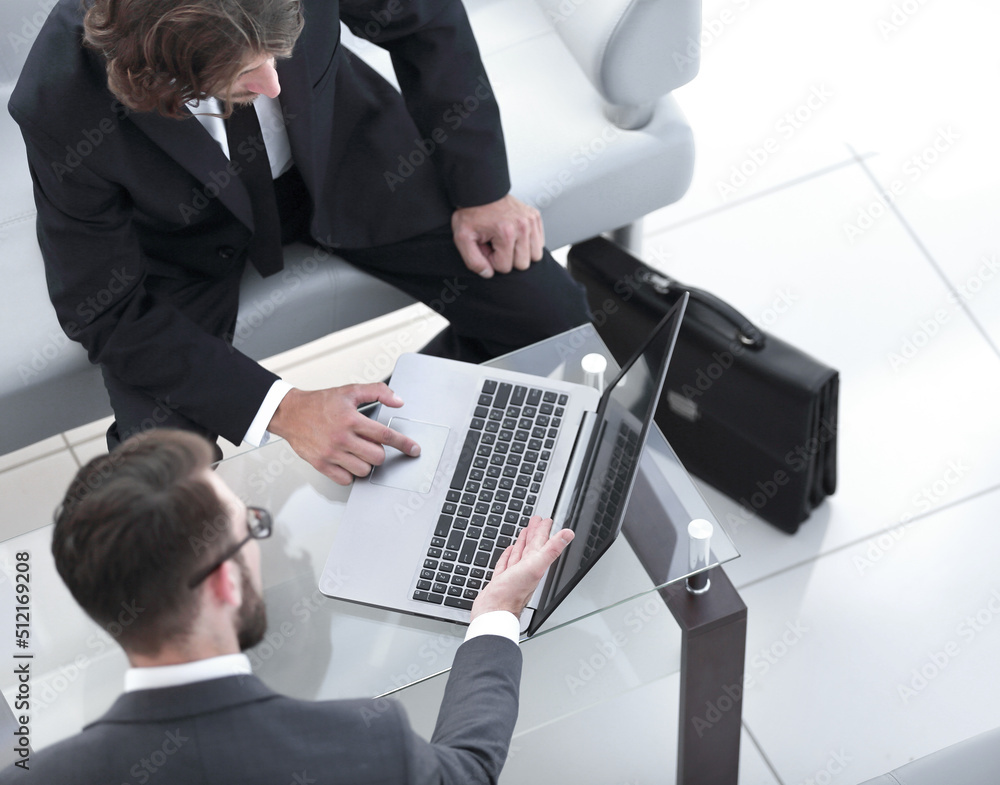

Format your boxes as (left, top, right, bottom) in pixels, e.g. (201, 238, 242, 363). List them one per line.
(370, 418, 450, 494)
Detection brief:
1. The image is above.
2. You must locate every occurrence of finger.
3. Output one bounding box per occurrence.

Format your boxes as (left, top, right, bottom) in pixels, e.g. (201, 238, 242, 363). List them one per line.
(350, 418, 420, 461)
(538, 528, 574, 566)
(505, 521, 533, 567)
(512, 234, 531, 271)
(499, 518, 540, 574)
(488, 229, 515, 274)
(328, 444, 382, 478)
(520, 518, 569, 569)
(312, 458, 355, 487)
(377, 387, 405, 408)
(478, 241, 495, 269)
(376, 422, 421, 458)
(530, 212, 545, 261)
(492, 544, 514, 576)
(522, 515, 552, 550)
(347, 382, 403, 408)
(494, 522, 533, 578)
(455, 232, 494, 278)
(510, 215, 535, 271)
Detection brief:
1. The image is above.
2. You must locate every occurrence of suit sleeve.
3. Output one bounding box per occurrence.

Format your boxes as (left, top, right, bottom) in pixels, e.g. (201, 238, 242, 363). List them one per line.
(400, 635, 522, 785)
(340, 0, 511, 208)
(14, 116, 278, 443)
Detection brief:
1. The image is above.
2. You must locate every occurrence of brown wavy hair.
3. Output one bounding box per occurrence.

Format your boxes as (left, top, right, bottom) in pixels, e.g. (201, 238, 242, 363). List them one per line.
(52, 429, 235, 656)
(83, 0, 304, 118)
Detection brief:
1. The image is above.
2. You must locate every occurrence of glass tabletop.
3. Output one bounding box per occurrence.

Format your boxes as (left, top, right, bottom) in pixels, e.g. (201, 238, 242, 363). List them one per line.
(214, 323, 738, 699)
(0, 323, 738, 751)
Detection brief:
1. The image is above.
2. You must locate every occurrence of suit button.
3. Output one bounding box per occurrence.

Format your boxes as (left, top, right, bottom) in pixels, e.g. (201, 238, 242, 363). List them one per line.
(217, 246, 236, 259)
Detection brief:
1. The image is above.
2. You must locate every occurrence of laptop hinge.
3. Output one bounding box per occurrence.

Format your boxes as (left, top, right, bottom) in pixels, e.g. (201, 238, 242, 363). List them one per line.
(550, 409, 599, 527)
(527, 410, 600, 610)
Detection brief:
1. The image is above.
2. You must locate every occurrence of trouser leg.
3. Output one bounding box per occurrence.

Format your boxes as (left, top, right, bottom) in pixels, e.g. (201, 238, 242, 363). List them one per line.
(335, 224, 592, 364)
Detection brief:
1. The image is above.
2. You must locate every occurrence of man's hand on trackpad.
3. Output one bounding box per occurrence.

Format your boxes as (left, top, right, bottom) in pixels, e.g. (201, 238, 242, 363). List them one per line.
(268, 383, 421, 485)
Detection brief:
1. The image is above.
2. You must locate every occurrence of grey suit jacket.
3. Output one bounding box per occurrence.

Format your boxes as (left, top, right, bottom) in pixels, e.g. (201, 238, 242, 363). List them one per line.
(0, 636, 522, 784)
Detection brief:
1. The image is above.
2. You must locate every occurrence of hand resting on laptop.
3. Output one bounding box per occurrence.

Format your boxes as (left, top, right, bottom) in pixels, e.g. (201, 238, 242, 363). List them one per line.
(269, 382, 422, 486)
(471, 516, 574, 620)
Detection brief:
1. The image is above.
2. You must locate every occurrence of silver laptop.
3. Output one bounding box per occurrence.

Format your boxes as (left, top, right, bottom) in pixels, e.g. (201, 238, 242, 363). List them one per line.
(319, 294, 688, 637)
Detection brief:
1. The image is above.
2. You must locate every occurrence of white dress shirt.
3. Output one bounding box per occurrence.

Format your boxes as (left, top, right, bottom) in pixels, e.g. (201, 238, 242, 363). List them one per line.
(186, 95, 295, 446)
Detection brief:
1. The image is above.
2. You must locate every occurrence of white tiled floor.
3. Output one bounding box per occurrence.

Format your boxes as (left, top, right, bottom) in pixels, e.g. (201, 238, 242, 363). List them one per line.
(3, 0, 999, 782)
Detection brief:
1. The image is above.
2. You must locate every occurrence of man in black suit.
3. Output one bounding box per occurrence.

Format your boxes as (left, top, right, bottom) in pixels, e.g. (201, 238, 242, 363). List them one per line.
(0, 428, 573, 783)
(8, 0, 591, 483)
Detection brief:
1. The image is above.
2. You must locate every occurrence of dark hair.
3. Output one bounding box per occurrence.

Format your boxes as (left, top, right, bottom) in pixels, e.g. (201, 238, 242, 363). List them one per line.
(52, 429, 236, 656)
(82, 0, 304, 118)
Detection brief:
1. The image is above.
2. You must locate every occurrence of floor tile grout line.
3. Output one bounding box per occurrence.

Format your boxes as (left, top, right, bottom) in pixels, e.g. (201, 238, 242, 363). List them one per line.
(59, 432, 83, 470)
(846, 143, 1000, 361)
(733, 482, 1000, 593)
(505, 679, 670, 742)
(0, 443, 72, 476)
(63, 430, 111, 451)
(644, 152, 878, 240)
(742, 720, 787, 785)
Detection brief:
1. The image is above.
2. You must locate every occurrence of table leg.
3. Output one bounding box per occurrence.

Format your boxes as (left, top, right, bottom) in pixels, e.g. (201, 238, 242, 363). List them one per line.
(664, 567, 747, 785)
(622, 512, 747, 784)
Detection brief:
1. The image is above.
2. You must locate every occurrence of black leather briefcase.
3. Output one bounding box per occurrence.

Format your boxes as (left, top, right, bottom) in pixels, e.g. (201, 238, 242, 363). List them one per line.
(567, 236, 838, 534)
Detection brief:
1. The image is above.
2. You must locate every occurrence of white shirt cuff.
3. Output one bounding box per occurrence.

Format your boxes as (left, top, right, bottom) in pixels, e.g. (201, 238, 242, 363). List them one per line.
(464, 611, 520, 645)
(243, 379, 294, 447)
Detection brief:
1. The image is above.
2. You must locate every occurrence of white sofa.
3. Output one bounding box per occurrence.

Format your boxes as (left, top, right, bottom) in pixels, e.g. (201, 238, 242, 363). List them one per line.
(858, 727, 1000, 785)
(0, 0, 699, 455)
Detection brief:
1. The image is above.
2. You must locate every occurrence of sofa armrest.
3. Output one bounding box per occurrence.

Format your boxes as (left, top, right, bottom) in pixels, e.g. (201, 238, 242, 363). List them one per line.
(857, 726, 1000, 785)
(533, 0, 701, 128)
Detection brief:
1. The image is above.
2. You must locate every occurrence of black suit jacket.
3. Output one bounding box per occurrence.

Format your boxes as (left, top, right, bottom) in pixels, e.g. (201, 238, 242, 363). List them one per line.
(8, 0, 510, 443)
(0, 636, 522, 784)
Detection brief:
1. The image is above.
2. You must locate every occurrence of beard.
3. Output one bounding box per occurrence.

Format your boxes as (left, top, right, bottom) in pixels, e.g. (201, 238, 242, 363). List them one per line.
(235, 558, 268, 652)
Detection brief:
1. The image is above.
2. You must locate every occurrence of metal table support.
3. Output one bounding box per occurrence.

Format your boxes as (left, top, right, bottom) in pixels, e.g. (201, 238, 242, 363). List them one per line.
(623, 505, 747, 784)
(664, 567, 747, 785)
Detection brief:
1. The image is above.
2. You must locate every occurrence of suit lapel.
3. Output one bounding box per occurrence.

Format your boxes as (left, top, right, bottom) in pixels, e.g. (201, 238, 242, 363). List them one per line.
(128, 109, 256, 230)
(275, 55, 315, 180)
(126, 41, 317, 233)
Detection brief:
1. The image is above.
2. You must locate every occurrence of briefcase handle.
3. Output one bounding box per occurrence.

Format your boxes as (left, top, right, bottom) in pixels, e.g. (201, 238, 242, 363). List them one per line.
(635, 269, 766, 350)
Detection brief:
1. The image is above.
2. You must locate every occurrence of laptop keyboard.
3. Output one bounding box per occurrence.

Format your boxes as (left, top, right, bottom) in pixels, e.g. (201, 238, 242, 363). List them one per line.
(412, 379, 569, 611)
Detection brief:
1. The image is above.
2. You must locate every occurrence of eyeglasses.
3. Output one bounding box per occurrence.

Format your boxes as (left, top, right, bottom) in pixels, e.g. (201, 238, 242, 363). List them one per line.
(188, 506, 273, 589)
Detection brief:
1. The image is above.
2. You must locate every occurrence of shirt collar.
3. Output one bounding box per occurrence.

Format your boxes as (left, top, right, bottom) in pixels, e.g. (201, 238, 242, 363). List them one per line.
(124, 653, 252, 693)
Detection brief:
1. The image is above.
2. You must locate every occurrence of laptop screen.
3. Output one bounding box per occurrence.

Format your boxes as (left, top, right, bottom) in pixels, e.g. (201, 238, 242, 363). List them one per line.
(527, 293, 688, 634)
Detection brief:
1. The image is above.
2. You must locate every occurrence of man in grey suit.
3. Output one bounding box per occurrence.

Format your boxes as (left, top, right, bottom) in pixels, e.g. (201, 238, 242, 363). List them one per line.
(0, 429, 573, 783)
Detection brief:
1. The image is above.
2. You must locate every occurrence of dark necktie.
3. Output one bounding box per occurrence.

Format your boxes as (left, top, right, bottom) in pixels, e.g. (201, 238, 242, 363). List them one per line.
(225, 104, 283, 276)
